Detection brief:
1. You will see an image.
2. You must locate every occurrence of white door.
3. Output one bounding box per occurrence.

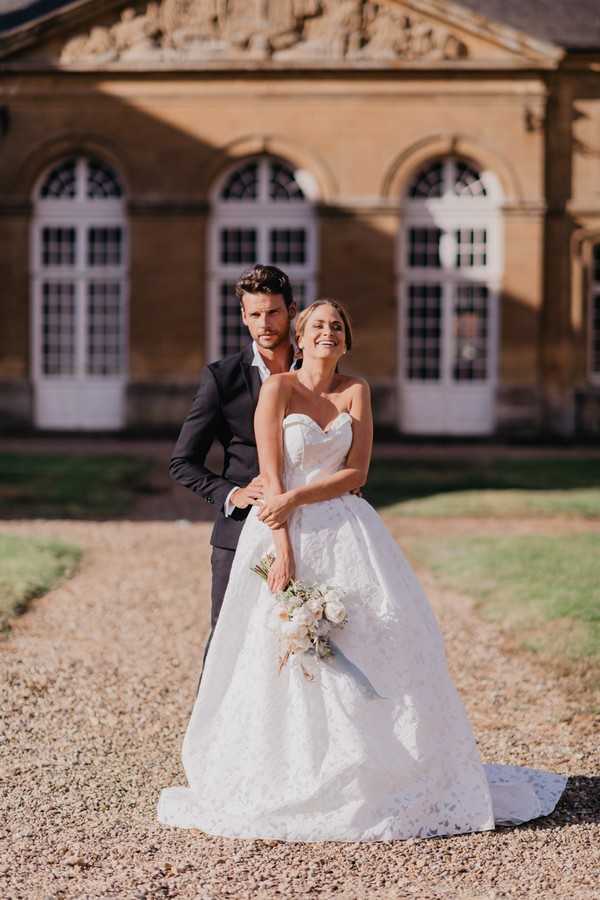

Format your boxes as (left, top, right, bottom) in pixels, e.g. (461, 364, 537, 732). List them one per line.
(399, 158, 502, 435)
(31, 156, 128, 430)
(401, 277, 498, 434)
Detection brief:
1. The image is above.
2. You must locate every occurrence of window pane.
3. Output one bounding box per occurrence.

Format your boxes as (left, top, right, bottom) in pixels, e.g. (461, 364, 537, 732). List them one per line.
(219, 228, 257, 265)
(218, 281, 251, 357)
(87, 281, 124, 375)
(406, 283, 442, 380)
(408, 227, 442, 268)
(455, 228, 487, 268)
(408, 161, 444, 199)
(40, 158, 77, 199)
(290, 281, 308, 310)
(41, 282, 76, 375)
(452, 284, 489, 381)
(221, 162, 259, 201)
(87, 227, 123, 266)
(87, 158, 123, 198)
(269, 228, 306, 264)
(42, 226, 76, 266)
(269, 161, 305, 201)
(454, 161, 487, 197)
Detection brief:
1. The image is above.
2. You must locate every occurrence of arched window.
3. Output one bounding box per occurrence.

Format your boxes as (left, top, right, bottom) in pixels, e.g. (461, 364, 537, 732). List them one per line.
(590, 244, 600, 381)
(399, 156, 503, 435)
(31, 155, 128, 429)
(209, 155, 317, 359)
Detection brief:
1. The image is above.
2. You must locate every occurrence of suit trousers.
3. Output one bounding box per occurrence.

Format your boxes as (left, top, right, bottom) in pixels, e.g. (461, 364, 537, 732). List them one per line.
(196, 545, 236, 696)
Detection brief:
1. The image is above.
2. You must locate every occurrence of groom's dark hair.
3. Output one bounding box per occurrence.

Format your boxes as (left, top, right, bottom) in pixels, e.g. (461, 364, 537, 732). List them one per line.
(235, 264, 294, 309)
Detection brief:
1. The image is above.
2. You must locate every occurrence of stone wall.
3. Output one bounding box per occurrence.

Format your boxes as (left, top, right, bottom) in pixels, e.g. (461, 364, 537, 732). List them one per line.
(0, 0, 598, 436)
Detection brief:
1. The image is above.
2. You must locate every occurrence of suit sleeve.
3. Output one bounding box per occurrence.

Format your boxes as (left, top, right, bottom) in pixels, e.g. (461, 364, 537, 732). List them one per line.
(168, 365, 237, 509)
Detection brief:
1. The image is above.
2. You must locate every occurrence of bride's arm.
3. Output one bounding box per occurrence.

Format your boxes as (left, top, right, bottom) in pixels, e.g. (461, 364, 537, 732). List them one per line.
(254, 374, 295, 592)
(258, 379, 373, 529)
(294, 379, 372, 503)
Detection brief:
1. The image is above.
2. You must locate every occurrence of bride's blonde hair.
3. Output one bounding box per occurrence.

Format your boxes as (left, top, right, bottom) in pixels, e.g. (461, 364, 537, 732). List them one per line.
(294, 298, 353, 361)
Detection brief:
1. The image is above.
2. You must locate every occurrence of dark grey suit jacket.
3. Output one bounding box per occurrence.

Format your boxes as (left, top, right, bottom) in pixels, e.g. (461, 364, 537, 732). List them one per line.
(169, 342, 296, 550)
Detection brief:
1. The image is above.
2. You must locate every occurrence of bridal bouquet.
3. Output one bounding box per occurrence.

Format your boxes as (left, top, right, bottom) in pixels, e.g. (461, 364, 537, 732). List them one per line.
(251, 552, 348, 677)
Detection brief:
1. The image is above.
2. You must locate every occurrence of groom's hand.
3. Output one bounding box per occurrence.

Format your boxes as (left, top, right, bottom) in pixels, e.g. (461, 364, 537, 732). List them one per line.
(257, 491, 296, 528)
(230, 475, 264, 510)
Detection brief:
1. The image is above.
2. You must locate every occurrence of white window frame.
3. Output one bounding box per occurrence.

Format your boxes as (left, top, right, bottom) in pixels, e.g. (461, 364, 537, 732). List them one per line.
(31, 156, 129, 383)
(208, 155, 317, 361)
(399, 158, 503, 386)
(397, 157, 504, 434)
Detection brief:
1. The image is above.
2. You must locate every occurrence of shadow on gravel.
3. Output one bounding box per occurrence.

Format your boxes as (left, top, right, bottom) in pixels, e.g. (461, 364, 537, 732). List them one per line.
(495, 776, 600, 834)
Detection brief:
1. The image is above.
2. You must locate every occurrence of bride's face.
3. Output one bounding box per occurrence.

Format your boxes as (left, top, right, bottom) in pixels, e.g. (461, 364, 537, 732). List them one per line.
(299, 304, 347, 364)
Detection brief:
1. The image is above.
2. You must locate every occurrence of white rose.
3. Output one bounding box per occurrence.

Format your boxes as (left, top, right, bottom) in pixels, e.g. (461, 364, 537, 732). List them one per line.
(323, 589, 343, 605)
(306, 596, 324, 619)
(291, 606, 315, 627)
(273, 601, 290, 621)
(324, 597, 347, 625)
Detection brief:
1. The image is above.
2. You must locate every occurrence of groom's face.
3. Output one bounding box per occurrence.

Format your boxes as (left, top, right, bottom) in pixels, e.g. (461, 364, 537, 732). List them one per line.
(240, 292, 296, 351)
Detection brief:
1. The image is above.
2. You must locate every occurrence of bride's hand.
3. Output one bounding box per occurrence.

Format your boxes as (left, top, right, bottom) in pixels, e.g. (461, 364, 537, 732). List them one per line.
(267, 551, 295, 593)
(258, 491, 297, 529)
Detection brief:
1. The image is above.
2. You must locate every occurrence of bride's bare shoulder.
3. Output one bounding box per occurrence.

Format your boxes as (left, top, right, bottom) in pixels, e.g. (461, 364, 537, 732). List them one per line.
(258, 371, 295, 400)
(337, 374, 371, 398)
(265, 371, 297, 390)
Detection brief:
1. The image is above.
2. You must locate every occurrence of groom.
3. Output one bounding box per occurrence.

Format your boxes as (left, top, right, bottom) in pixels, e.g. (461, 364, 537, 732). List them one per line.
(169, 264, 299, 690)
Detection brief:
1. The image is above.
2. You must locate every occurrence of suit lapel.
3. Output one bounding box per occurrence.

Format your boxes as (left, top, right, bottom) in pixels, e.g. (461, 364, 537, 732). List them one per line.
(241, 341, 300, 415)
(240, 342, 261, 413)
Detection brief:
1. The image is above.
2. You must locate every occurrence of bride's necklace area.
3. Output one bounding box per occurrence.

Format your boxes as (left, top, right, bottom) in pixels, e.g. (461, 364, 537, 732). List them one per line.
(293, 369, 337, 393)
(289, 370, 344, 432)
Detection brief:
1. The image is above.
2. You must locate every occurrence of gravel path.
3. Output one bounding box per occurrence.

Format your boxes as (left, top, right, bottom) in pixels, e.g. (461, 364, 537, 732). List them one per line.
(1, 517, 598, 900)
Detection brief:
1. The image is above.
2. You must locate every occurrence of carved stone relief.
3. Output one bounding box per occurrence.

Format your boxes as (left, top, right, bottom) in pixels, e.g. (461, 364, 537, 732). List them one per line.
(359, 4, 467, 61)
(59, 0, 469, 66)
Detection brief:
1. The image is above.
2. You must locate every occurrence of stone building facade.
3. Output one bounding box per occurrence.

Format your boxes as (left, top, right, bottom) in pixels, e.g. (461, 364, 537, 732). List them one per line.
(1, 0, 600, 436)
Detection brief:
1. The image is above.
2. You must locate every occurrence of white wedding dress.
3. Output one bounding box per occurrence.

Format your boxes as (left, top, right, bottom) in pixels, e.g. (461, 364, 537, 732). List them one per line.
(157, 411, 567, 841)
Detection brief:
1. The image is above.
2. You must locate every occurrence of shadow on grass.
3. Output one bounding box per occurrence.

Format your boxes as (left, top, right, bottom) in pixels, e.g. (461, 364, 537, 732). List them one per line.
(0, 453, 157, 520)
(3, 452, 600, 520)
(363, 457, 600, 515)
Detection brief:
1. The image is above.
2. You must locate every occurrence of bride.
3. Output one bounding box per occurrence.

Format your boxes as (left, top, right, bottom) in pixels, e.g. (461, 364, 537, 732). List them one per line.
(157, 298, 567, 842)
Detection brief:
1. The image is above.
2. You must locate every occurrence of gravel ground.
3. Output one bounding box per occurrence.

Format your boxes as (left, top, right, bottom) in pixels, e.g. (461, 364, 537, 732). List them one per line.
(1, 516, 598, 900)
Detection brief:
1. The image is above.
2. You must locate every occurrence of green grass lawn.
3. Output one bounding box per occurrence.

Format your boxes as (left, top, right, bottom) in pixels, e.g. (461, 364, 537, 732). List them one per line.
(367, 455, 600, 683)
(406, 533, 600, 664)
(365, 457, 600, 517)
(0, 453, 155, 518)
(0, 532, 82, 630)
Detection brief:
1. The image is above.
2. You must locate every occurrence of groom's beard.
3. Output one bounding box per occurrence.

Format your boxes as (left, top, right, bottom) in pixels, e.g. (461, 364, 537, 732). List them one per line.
(254, 331, 293, 352)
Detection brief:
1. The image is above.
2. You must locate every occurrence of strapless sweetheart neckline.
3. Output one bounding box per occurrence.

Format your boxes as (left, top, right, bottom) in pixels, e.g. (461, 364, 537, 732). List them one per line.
(282, 411, 352, 435)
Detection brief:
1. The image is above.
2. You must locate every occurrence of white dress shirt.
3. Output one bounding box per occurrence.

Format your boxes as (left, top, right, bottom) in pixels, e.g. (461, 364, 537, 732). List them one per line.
(223, 340, 296, 517)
